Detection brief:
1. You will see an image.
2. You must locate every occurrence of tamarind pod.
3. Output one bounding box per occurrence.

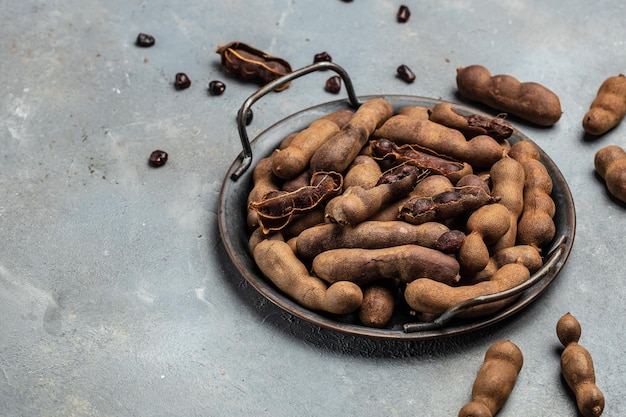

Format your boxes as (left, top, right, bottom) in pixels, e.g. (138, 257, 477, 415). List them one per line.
(456, 173, 491, 193)
(458, 340, 524, 417)
(279, 132, 299, 149)
(321, 109, 355, 129)
(216, 41, 292, 91)
(344, 155, 383, 189)
(325, 164, 426, 226)
(372, 115, 504, 168)
(489, 154, 525, 252)
(594, 145, 626, 203)
(249, 171, 343, 234)
(281, 169, 312, 193)
(466, 244, 543, 284)
(409, 174, 454, 197)
(516, 190, 556, 249)
(428, 102, 514, 141)
(247, 157, 281, 229)
(397, 105, 431, 120)
(310, 98, 394, 173)
(561, 345, 605, 417)
(296, 220, 450, 261)
(358, 281, 396, 328)
(556, 312, 582, 347)
(248, 228, 284, 254)
(557, 313, 605, 417)
(509, 141, 556, 249)
(369, 139, 473, 182)
(312, 244, 460, 286)
(253, 239, 363, 315)
(404, 262, 530, 317)
(456, 64, 562, 126)
(493, 245, 543, 273)
(583, 74, 626, 136)
(280, 208, 325, 240)
(271, 119, 340, 179)
(458, 203, 511, 274)
(398, 185, 495, 225)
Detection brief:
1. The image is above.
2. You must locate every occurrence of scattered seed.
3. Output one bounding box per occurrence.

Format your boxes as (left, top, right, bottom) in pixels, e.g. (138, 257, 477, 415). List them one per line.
(208, 80, 226, 96)
(325, 76, 341, 94)
(136, 33, 155, 47)
(397, 5, 411, 23)
(397, 64, 416, 83)
(174, 73, 191, 90)
(149, 150, 168, 167)
(313, 51, 332, 64)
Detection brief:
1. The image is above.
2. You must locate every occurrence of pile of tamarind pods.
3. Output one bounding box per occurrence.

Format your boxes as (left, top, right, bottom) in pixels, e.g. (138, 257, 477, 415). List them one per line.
(245, 95, 560, 330)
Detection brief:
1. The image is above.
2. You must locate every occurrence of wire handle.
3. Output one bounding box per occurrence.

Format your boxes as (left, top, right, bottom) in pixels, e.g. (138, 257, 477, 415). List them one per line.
(230, 61, 361, 180)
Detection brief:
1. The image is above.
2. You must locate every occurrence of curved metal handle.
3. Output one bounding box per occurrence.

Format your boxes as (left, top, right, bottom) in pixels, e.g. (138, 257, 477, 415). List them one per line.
(403, 235, 569, 333)
(230, 61, 361, 181)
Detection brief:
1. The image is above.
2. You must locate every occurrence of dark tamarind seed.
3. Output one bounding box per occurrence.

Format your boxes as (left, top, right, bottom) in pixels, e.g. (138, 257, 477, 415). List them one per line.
(149, 150, 168, 167)
(314, 51, 332, 64)
(397, 5, 411, 23)
(435, 230, 465, 254)
(208, 80, 226, 95)
(397, 64, 416, 83)
(245, 108, 253, 125)
(174, 73, 191, 90)
(325, 76, 341, 94)
(136, 33, 155, 47)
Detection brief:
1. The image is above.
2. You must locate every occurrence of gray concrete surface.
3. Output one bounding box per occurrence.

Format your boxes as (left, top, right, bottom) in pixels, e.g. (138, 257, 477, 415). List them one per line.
(1, 1, 625, 416)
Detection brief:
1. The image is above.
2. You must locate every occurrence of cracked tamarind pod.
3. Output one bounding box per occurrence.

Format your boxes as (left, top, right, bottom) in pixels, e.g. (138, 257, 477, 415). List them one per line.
(428, 101, 514, 142)
(216, 41, 292, 91)
(367, 174, 455, 222)
(456, 64, 562, 127)
(369, 138, 473, 183)
(398, 184, 496, 225)
(247, 156, 281, 229)
(249, 171, 343, 234)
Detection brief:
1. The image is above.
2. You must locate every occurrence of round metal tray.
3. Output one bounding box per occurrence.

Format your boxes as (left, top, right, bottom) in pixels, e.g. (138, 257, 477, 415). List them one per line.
(218, 62, 576, 340)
